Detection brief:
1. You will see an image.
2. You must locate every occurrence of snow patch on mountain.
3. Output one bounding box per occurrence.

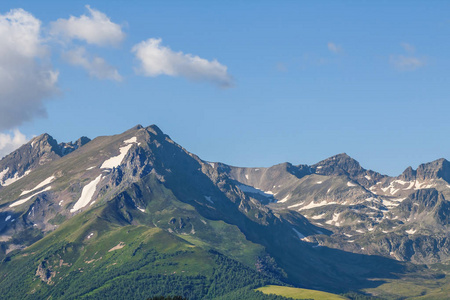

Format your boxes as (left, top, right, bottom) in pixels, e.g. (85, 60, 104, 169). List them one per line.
(406, 229, 417, 235)
(292, 227, 305, 239)
(237, 184, 274, 198)
(10, 186, 52, 208)
(101, 137, 138, 169)
(20, 176, 55, 196)
(101, 144, 133, 169)
(288, 203, 303, 209)
(123, 137, 137, 144)
(204, 196, 213, 203)
(372, 179, 440, 197)
(0, 168, 9, 182)
(311, 213, 326, 219)
(2, 170, 31, 186)
(70, 175, 102, 212)
(325, 213, 341, 226)
(279, 194, 290, 203)
(299, 200, 337, 210)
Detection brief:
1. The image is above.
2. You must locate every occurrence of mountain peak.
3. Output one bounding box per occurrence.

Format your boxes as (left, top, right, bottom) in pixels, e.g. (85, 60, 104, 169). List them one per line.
(324, 153, 358, 164)
(29, 133, 60, 154)
(398, 159, 450, 182)
(58, 136, 91, 156)
(416, 158, 450, 182)
(31, 132, 55, 142)
(145, 124, 164, 136)
(313, 153, 363, 177)
(399, 166, 417, 181)
(332, 152, 351, 159)
(76, 136, 91, 147)
(0, 133, 91, 187)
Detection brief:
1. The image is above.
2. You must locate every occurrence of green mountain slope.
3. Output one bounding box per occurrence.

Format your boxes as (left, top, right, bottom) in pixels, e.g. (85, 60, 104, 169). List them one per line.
(0, 180, 283, 299)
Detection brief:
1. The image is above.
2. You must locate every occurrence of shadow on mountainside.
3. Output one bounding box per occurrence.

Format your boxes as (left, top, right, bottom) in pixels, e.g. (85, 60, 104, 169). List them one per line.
(134, 131, 427, 294)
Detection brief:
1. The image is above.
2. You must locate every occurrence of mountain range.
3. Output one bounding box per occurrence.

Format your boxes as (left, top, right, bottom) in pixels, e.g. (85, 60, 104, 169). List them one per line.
(1, 125, 450, 299)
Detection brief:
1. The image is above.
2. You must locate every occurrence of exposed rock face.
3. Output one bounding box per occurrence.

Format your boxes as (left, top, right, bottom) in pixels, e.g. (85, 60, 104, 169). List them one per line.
(399, 166, 417, 181)
(313, 153, 365, 177)
(36, 260, 55, 284)
(399, 159, 450, 183)
(416, 158, 450, 182)
(58, 136, 91, 156)
(311, 153, 385, 187)
(0, 133, 90, 187)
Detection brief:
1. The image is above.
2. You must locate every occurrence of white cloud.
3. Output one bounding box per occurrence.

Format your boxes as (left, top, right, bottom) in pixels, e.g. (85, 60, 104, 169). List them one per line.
(50, 5, 125, 47)
(132, 38, 233, 88)
(0, 8, 59, 130)
(390, 43, 426, 71)
(327, 42, 342, 54)
(0, 129, 28, 159)
(63, 47, 122, 81)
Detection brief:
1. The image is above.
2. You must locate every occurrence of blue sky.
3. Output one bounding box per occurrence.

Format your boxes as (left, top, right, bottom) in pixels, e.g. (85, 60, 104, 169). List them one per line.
(0, 1, 449, 176)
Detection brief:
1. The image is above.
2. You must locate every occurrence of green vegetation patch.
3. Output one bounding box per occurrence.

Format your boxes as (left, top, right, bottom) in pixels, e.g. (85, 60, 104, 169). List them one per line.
(256, 285, 347, 300)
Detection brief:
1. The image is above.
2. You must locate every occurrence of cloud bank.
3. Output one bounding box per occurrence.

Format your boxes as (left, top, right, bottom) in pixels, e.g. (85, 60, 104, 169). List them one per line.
(50, 5, 125, 47)
(0, 129, 28, 159)
(50, 5, 123, 80)
(132, 38, 233, 88)
(0, 8, 59, 130)
(0, 5, 232, 133)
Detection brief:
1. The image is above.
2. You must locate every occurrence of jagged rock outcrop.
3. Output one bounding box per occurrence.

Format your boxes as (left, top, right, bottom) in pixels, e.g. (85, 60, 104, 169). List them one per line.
(36, 260, 55, 284)
(399, 159, 450, 183)
(0, 133, 90, 187)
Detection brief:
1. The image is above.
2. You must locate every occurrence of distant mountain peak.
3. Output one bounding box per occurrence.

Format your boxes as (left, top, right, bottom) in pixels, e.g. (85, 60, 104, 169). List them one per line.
(398, 158, 450, 183)
(0, 133, 90, 187)
(145, 124, 163, 135)
(322, 153, 359, 164)
(399, 166, 417, 181)
(58, 136, 91, 156)
(331, 152, 351, 159)
(313, 153, 363, 177)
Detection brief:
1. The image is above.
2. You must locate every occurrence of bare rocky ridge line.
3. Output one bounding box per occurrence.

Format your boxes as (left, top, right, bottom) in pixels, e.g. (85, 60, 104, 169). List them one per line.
(0, 133, 90, 188)
(218, 153, 450, 263)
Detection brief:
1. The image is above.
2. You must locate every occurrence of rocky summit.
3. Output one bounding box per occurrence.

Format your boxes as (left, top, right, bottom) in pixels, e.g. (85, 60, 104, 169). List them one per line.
(2, 125, 450, 299)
